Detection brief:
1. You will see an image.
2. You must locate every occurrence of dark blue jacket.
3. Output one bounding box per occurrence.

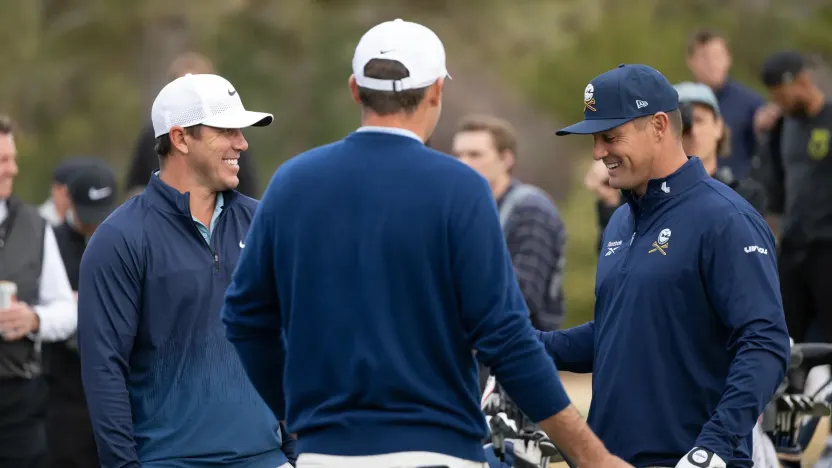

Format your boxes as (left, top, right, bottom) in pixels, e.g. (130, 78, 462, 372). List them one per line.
(538, 157, 789, 467)
(77, 175, 290, 468)
(221, 130, 571, 462)
(715, 79, 765, 179)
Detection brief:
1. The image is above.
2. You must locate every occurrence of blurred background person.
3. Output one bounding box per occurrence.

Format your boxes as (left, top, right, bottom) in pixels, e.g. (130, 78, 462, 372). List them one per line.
(452, 114, 567, 394)
(38, 158, 99, 227)
(0, 115, 76, 468)
(685, 29, 767, 179)
(452, 114, 567, 333)
(45, 159, 117, 468)
(757, 51, 832, 346)
(124, 52, 261, 199)
(675, 81, 767, 213)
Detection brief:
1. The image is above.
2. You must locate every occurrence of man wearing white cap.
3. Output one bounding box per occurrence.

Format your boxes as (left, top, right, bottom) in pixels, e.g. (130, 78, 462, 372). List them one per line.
(77, 74, 295, 468)
(221, 19, 627, 468)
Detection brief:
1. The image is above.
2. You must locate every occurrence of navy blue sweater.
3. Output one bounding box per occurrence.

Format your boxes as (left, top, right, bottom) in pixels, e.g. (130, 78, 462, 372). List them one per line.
(78, 176, 289, 468)
(538, 158, 790, 467)
(221, 130, 571, 462)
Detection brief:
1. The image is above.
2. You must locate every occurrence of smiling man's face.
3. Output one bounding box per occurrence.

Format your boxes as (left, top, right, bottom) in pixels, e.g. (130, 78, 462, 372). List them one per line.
(591, 117, 656, 194)
(0, 133, 18, 200)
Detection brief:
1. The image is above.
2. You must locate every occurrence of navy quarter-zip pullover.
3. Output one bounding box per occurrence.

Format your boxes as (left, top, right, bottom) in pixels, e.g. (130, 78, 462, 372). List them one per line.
(221, 130, 571, 462)
(538, 157, 790, 467)
(77, 175, 289, 468)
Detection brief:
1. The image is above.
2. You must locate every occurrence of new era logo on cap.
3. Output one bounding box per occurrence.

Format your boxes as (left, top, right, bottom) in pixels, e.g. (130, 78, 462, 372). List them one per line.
(151, 74, 274, 138)
(353, 19, 451, 92)
(556, 64, 679, 136)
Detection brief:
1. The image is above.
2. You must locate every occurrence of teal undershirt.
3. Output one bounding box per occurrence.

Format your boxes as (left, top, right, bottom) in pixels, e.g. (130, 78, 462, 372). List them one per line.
(193, 192, 224, 244)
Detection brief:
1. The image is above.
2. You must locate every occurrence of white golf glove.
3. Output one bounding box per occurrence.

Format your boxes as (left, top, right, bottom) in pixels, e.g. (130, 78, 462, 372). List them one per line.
(674, 447, 726, 468)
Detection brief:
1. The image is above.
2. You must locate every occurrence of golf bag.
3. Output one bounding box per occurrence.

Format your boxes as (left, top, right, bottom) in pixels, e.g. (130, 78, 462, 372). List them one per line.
(480, 375, 573, 468)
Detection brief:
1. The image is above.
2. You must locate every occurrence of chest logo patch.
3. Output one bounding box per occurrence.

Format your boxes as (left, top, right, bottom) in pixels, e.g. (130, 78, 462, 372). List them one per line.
(808, 128, 830, 161)
(649, 228, 671, 255)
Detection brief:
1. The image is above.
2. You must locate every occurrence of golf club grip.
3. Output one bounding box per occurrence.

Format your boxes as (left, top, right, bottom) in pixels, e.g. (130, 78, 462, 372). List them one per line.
(796, 343, 832, 368)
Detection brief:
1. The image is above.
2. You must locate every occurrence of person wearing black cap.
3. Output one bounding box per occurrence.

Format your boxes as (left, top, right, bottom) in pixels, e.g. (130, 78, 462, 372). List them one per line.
(537, 64, 790, 468)
(45, 160, 115, 468)
(756, 50, 832, 348)
(38, 157, 99, 227)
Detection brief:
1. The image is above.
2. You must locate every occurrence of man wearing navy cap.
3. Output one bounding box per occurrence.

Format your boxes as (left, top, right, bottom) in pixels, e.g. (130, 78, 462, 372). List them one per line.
(539, 64, 790, 467)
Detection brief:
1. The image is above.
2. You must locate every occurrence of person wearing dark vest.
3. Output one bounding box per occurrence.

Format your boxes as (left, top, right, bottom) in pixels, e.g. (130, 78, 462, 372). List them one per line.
(451, 115, 566, 333)
(0, 115, 77, 468)
(46, 159, 116, 468)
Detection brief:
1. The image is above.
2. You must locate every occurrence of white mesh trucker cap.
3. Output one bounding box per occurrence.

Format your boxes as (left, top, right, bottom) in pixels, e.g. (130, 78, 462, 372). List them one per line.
(151, 74, 273, 138)
(352, 19, 451, 92)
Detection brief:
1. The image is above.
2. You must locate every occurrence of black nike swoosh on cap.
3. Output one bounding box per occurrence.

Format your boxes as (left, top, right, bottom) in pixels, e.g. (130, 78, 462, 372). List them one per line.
(228, 88, 237, 96)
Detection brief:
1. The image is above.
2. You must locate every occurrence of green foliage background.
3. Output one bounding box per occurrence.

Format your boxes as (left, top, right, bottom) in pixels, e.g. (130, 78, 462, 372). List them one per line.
(2, 0, 831, 328)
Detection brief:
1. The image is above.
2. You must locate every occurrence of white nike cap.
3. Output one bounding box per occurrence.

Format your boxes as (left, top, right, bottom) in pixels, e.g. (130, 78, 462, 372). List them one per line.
(352, 19, 450, 92)
(151, 73, 273, 138)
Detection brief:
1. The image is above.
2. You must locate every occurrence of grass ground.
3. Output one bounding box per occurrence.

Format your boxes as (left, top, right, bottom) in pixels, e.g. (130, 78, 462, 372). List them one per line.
(550, 373, 829, 467)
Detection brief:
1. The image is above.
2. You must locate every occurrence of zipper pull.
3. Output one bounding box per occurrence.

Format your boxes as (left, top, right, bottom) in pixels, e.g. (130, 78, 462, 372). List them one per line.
(213, 251, 220, 272)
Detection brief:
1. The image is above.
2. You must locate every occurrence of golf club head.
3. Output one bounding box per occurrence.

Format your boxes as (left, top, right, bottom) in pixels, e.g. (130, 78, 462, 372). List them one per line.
(812, 401, 832, 417)
(777, 395, 796, 412)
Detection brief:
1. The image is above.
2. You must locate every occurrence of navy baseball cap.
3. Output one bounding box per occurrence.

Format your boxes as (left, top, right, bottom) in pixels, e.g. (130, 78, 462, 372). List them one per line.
(556, 64, 679, 136)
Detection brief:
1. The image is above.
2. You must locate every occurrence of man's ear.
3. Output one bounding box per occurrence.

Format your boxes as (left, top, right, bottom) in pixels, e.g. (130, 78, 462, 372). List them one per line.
(652, 113, 671, 140)
(169, 126, 190, 155)
(501, 150, 516, 172)
(427, 78, 444, 108)
(348, 75, 361, 105)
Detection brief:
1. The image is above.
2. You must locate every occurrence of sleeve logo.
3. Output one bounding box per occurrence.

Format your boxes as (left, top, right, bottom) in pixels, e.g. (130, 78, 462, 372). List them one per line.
(744, 245, 768, 255)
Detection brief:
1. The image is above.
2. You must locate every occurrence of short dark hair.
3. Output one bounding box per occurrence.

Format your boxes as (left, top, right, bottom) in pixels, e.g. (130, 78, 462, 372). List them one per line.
(686, 28, 726, 56)
(633, 109, 684, 137)
(358, 59, 428, 116)
(668, 109, 683, 136)
(456, 114, 518, 156)
(0, 115, 13, 135)
(154, 125, 203, 164)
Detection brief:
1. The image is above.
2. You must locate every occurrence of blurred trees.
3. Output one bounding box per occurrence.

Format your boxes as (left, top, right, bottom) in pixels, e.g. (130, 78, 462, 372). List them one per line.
(1, 0, 830, 325)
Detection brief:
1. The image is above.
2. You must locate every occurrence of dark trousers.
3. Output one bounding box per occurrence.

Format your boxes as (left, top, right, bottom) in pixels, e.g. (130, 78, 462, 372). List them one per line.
(0, 377, 48, 468)
(0, 453, 47, 468)
(45, 401, 99, 468)
(779, 241, 832, 343)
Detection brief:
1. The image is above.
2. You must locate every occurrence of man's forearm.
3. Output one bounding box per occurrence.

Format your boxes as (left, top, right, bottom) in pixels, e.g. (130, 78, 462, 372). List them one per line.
(538, 404, 611, 467)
